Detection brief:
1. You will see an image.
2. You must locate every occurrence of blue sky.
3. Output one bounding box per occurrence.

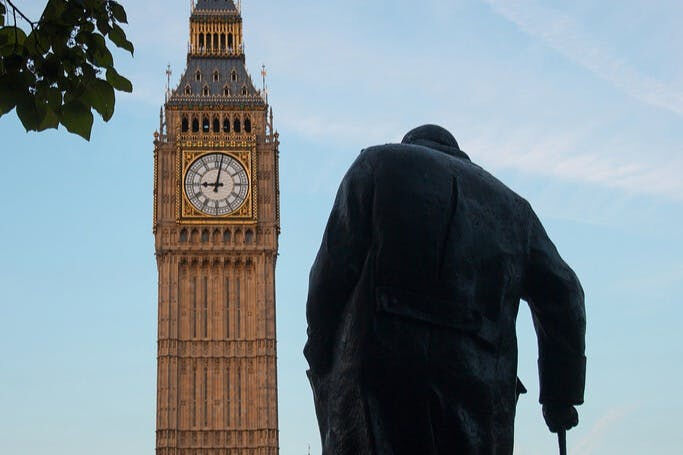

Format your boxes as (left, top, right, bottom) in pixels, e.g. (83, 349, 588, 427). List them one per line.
(1, 0, 682, 453)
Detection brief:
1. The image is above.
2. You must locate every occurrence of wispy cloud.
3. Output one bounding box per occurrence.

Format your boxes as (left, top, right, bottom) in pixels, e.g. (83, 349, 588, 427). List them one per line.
(254, 0, 683, 202)
(482, 0, 683, 115)
(118, 0, 683, 204)
(572, 405, 637, 455)
(466, 129, 683, 201)
(277, 110, 683, 202)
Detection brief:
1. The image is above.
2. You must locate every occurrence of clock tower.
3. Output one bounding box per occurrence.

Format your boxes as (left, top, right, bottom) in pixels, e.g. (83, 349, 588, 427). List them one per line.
(153, 1, 280, 454)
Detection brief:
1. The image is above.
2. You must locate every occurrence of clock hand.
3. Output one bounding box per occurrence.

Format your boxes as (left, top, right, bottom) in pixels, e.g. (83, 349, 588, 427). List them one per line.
(214, 155, 224, 193)
(202, 182, 225, 188)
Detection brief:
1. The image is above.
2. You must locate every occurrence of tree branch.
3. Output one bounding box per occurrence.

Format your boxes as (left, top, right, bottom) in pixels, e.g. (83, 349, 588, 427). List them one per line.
(5, 1, 51, 58)
(5, 0, 37, 27)
(12, 3, 17, 52)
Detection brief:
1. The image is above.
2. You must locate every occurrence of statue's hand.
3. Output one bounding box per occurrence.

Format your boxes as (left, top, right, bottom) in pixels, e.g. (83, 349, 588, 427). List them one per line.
(543, 404, 579, 433)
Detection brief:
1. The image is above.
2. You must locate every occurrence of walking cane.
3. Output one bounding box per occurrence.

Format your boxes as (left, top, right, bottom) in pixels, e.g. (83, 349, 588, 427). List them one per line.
(558, 429, 567, 455)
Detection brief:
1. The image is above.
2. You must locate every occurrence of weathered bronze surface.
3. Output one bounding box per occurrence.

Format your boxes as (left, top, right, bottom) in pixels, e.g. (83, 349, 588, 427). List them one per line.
(305, 125, 586, 454)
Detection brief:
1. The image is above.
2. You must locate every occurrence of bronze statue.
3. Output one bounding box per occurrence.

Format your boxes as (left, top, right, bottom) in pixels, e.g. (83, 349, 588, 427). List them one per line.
(305, 125, 586, 454)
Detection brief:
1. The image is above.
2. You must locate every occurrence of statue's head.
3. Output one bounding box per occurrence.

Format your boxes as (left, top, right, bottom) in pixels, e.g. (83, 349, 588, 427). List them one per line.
(401, 124, 469, 160)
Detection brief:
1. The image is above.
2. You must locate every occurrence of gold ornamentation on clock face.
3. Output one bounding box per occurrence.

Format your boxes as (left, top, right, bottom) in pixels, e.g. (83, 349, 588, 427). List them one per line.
(184, 153, 250, 216)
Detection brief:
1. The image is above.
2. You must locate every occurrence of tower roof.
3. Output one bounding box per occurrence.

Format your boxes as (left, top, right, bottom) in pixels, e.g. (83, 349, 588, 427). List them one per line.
(193, 0, 238, 12)
(169, 0, 265, 108)
(167, 57, 264, 108)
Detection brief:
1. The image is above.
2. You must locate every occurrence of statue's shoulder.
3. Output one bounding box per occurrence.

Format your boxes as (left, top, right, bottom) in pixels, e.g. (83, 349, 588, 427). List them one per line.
(350, 144, 404, 175)
(360, 142, 438, 166)
(361, 143, 410, 158)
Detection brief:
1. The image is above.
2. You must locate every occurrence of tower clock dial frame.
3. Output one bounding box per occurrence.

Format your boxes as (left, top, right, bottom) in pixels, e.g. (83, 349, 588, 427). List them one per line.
(176, 139, 258, 224)
(184, 152, 250, 216)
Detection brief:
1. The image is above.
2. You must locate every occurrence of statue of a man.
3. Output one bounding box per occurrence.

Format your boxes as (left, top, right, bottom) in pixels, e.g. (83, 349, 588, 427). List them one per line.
(304, 125, 586, 454)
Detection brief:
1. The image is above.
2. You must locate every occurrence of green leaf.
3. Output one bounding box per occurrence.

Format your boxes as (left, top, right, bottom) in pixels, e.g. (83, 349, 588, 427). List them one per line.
(40, 54, 62, 80)
(36, 106, 60, 131)
(0, 27, 28, 57)
(17, 95, 48, 131)
(37, 85, 63, 110)
(80, 21, 95, 33)
(108, 24, 134, 55)
(88, 33, 113, 67)
(42, 0, 67, 22)
(2, 54, 24, 73)
(0, 70, 33, 115)
(106, 67, 132, 93)
(110, 1, 128, 24)
(0, 74, 22, 115)
(50, 29, 72, 57)
(61, 2, 86, 25)
(75, 29, 91, 45)
(83, 78, 115, 121)
(59, 100, 93, 140)
(95, 11, 112, 36)
(24, 30, 47, 55)
(64, 80, 88, 104)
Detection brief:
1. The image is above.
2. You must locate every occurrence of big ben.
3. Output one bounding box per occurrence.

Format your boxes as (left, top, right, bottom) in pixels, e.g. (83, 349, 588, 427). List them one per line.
(153, 1, 280, 454)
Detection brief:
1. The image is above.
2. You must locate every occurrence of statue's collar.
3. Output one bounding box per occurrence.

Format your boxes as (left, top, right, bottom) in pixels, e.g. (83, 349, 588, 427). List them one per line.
(407, 138, 471, 161)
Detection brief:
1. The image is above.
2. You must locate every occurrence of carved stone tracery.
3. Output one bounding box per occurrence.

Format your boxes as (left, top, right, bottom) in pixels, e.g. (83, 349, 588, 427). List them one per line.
(153, 4, 280, 454)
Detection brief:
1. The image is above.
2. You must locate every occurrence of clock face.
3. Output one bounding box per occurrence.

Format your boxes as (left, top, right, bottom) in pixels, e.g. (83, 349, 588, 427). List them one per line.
(184, 153, 250, 216)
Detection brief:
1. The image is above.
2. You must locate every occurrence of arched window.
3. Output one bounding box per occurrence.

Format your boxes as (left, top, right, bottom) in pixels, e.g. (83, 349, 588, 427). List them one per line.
(223, 230, 231, 243)
(213, 117, 220, 133)
(202, 116, 210, 133)
(203, 85, 209, 96)
(213, 33, 219, 50)
(206, 33, 211, 50)
(180, 229, 189, 243)
(223, 117, 230, 133)
(244, 117, 252, 133)
(201, 229, 209, 243)
(220, 33, 226, 51)
(195, 70, 201, 81)
(199, 34, 204, 50)
(190, 229, 199, 243)
(228, 33, 234, 49)
(231, 70, 237, 82)
(213, 70, 219, 82)
(224, 86, 231, 96)
(192, 117, 200, 133)
(181, 116, 189, 132)
(244, 229, 254, 245)
(185, 85, 192, 95)
(233, 118, 241, 133)
(241, 85, 247, 96)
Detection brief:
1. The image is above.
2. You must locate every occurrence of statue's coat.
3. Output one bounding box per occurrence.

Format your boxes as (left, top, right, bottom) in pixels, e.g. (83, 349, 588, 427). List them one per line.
(305, 126, 586, 454)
